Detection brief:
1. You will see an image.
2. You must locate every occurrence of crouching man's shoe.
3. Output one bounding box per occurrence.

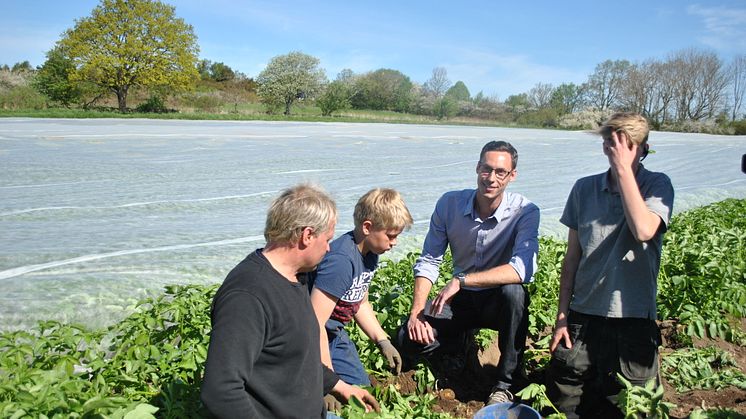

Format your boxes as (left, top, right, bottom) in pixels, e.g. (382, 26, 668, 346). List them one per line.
(485, 387, 513, 406)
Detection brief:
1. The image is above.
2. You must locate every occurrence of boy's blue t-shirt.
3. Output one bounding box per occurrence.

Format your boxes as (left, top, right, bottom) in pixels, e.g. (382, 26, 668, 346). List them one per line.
(311, 231, 378, 324)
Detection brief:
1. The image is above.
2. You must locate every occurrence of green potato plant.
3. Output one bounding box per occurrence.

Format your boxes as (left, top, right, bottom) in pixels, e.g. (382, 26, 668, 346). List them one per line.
(1, 199, 744, 418)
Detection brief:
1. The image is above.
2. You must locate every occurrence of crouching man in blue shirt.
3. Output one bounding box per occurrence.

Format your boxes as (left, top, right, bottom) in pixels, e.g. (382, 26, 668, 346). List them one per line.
(395, 140, 540, 406)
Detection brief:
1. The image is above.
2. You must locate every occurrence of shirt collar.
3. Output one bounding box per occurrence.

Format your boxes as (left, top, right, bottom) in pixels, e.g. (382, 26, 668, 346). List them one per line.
(601, 163, 647, 192)
(463, 189, 513, 221)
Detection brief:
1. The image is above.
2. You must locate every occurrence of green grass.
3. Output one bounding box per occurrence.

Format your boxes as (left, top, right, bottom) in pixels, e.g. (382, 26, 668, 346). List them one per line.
(0, 105, 523, 128)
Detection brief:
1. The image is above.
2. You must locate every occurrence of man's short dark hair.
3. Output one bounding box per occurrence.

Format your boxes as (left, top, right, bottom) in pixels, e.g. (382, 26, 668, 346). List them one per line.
(480, 140, 518, 169)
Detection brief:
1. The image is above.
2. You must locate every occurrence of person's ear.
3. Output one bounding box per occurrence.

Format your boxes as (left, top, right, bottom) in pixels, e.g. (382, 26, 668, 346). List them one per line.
(300, 227, 314, 246)
(361, 220, 373, 235)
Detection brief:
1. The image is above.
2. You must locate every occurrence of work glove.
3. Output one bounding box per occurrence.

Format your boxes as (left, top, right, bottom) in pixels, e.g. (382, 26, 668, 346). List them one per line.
(324, 394, 342, 412)
(377, 339, 402, 375)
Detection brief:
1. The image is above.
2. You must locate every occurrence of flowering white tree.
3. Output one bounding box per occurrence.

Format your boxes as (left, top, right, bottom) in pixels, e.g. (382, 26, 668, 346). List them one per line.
(256, 51, 327, 115)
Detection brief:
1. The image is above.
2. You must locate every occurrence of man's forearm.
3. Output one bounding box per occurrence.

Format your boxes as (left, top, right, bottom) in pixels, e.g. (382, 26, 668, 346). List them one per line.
(460, 264, 521, 288)
(556, 229, 581, 323)
(617, 168, 661, 241)
(354, 301, 388, 342)
(411, 276, 433, 315)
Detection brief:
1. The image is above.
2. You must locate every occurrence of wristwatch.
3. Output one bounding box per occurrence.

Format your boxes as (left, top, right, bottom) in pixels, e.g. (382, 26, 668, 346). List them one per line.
(455, 272, 467, 288)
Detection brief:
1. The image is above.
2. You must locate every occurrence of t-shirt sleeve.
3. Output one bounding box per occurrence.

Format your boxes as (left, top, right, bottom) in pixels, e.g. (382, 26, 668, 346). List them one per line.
(560, 180, 580, 230)
(644, 173, 674, 228)
(312, 253, 354, 299)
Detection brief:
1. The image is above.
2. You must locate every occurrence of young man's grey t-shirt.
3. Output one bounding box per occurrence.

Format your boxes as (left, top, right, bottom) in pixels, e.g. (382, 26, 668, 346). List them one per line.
(560, 165, 674, 319)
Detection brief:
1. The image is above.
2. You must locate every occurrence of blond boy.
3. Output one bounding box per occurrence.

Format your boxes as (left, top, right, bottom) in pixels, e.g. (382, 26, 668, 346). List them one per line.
(310, 188, 413, 398)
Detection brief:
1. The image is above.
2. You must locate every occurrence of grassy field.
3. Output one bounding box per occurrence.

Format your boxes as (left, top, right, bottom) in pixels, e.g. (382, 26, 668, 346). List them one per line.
(0, 105, 539, 129)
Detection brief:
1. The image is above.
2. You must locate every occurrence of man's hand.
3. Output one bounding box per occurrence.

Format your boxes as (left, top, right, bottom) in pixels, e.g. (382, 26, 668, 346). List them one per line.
(606, 130, 638, 176)
(429, 278, 460, 316)
(549, 318, 572, 353)
(324, 394, 342, 412)
(407, 310, 435, 345)
(330, 381, 380, 413)
(377, 339, 402, 374)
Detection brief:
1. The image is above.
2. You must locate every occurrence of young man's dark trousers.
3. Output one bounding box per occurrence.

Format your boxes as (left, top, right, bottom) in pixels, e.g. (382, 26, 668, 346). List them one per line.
(545, 310, 662, 419)
(395, 284, 529, 392)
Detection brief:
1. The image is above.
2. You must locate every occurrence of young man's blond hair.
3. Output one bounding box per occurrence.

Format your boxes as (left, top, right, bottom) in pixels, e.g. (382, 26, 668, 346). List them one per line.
(264, 184, 337, 244)
(353, 188, 413, 230)
(598, 112, 650, 147)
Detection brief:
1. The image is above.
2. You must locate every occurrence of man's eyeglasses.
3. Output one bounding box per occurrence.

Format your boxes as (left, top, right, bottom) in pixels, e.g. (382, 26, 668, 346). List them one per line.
(478, 163, 513, 180)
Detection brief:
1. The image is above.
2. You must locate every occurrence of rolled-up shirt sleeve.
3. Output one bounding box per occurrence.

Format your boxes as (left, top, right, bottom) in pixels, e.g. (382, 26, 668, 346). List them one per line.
(507, 203, 540, 283)
(414, 196, 449, 284)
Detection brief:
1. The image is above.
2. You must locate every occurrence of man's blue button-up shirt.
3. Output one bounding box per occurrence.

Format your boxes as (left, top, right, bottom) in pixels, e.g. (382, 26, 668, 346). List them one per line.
(414, 189, 540, 287)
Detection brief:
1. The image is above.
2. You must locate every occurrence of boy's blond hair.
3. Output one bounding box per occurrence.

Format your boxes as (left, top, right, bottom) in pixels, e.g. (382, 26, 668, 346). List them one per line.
(264, 184, 337, 244)
(598, 112, 650, 146)
(353, 188, 413, 231)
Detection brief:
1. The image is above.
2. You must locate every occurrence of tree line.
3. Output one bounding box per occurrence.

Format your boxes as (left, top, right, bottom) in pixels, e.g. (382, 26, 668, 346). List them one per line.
(1, 0, 744, 134)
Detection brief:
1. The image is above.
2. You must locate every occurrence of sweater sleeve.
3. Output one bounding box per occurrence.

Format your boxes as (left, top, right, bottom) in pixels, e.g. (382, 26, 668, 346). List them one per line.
(200, 290, 265, 418)
(322, 364, 340, 394)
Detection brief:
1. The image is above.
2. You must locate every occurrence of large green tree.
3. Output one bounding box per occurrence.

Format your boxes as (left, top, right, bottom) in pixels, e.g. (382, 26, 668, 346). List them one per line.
(34, 47, 83, 107)
(351, 69, 413, 112)
(256, 51, 327, 115)
(550, 82, 584, 114)
(445, 81, 471, 102)
(584, 59, 631, 111)
(317, 80, 351, 116)
(58, 0, 199, 112)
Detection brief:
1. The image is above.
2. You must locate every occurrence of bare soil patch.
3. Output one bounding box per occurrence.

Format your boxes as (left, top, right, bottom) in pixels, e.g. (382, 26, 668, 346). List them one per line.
(379, 322, 745, 418)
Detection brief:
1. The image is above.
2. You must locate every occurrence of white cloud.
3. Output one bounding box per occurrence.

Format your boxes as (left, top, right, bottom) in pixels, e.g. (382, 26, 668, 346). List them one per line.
(687, 4, 746, 51)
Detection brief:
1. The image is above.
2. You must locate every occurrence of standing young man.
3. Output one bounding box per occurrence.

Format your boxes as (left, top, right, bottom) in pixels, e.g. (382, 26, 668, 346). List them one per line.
(396, 140, 540, 405)
(546, 113, 674, 418)
(200, 184, 379, 418)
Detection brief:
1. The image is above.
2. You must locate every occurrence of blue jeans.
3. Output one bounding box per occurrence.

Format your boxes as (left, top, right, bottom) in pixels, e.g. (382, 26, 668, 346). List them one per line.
(326, 319, 371, 386)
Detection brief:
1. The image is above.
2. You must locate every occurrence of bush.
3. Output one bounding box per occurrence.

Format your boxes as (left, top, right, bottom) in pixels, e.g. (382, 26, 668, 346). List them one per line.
(558, 108, 612, 130)
(661, 119, 734, 135)
(179, 92, 224, 113)
(0, 85, 47, 110)
(730, 119, 746, 135)
(516, 107, 560, 127)
(0, 68, 32, 89)
(136, 95, 170, 113)
(432, 97, 458, 120)
(317, 81, 350, 116)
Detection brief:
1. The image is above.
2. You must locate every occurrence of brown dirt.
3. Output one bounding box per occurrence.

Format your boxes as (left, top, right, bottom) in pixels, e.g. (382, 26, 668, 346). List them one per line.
(378, 320, 745, 418)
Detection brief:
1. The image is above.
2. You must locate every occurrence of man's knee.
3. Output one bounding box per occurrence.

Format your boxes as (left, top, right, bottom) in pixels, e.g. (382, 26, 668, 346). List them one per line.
(395, 321, 431, 356)
(394, 323, 410, 352)
(499, 284, 529, 310)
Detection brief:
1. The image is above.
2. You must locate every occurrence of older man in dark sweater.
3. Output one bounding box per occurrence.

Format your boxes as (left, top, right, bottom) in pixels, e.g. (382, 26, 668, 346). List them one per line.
(201, 184, 379, 418)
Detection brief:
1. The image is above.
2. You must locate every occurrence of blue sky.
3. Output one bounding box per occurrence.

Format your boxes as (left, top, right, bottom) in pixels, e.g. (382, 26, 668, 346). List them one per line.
(1, 0, 745, 99)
